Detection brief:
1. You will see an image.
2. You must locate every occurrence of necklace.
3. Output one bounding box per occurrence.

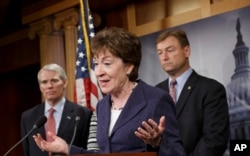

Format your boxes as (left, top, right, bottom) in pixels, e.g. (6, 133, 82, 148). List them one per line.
(111, 98, 124, 110)
(110, 82, 137, 110)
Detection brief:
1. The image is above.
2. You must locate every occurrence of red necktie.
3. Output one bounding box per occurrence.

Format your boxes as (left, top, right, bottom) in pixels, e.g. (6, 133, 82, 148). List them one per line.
(46, 108, 56, 142)
(169, 79, 177, 103)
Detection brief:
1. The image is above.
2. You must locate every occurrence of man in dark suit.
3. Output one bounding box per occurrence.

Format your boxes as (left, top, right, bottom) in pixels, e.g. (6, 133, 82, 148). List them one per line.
(21, 63, 92, 156)
(155, 29, 229, 156)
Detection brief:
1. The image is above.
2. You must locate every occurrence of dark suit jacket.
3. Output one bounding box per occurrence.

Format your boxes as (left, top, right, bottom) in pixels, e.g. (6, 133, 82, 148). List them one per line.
(21, 99, 92, 156)
(156, 70, 229, 156)
(71, 80, 186, 156)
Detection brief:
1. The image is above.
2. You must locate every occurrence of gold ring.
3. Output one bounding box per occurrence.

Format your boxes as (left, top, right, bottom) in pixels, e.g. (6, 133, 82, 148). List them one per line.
(146, 133, 151, 138)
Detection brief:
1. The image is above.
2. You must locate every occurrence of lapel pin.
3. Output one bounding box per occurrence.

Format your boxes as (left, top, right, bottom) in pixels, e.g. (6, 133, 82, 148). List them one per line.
(188, 86, 191, 90)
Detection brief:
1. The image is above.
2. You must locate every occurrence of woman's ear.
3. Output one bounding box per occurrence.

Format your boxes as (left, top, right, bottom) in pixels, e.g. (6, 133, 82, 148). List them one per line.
(126, 64, 134, 75)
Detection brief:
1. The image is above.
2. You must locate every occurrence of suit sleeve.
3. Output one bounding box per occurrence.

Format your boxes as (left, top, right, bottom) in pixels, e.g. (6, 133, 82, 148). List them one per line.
(152, 95, 186, 156)
(191, 83, 229, 156)
(77, 107, 93, 148)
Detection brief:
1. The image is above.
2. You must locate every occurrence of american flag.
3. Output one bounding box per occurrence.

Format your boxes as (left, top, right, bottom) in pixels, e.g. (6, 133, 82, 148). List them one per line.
(74, 0, 102, 111)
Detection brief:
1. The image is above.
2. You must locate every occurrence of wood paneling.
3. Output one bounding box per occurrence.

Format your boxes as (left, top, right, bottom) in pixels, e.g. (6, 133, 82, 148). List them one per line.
(127, 0, 250, 36)
(0, 64, 41, 156)
(0, 0, 250, 156)
(0, 34, 39, 73)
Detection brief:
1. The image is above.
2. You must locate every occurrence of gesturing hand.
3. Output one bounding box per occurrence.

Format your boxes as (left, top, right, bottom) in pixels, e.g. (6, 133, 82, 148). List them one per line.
(33, 131, 69, 155)
(134, 116, 165, 148)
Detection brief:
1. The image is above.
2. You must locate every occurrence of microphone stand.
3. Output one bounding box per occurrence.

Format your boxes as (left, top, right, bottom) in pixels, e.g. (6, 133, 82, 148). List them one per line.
(4, 127, 35, 156)
(4, 116, 47, 156)
(68, 122, 78, 154)
(68, 109, 82, 154)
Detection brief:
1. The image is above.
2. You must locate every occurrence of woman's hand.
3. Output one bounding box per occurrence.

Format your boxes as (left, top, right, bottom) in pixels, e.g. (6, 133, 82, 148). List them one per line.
(33, 131, 69, 154)
(134, 116, 165, 148)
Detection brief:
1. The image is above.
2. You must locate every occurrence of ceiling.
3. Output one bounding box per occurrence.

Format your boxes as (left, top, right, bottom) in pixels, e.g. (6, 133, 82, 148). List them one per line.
(0, 0, 136, 38)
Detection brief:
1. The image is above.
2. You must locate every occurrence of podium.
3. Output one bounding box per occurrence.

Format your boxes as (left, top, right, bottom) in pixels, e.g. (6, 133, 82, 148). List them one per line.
(71, 152, 157, 156)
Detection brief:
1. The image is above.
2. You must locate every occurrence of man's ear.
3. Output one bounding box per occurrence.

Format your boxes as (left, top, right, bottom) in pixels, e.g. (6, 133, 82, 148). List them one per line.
(63, 80, 68, 89)
(184, 45, 191, 57)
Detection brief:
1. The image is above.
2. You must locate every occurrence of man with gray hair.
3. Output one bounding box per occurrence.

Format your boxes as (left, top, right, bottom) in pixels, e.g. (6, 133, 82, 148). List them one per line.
(21, 63, 92, 156)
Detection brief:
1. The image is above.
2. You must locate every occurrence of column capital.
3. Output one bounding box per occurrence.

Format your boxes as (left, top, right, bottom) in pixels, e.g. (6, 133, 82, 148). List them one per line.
(54, 8, 79, 31)
(29, 18, 54, 39)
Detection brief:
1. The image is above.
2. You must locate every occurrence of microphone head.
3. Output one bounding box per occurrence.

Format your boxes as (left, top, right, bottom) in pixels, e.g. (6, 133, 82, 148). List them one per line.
(33, 116, 47, 129)
(75, 108, 84, 122)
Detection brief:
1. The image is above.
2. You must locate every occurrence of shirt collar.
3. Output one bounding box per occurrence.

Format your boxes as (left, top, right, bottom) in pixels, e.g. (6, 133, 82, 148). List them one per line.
(169, 68, 193, 86)
(45, 97, 65, 113)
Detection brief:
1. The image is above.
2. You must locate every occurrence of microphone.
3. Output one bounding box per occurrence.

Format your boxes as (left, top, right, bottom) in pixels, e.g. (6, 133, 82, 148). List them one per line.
(75, 107, 83, 125)
(4, 116, 47, 156)
(68, 108, 84, 154)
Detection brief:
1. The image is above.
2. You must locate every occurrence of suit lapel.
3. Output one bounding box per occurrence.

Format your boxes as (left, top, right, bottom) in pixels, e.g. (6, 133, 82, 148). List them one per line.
(176, 71, 198, 117)
(97, 81, 147, 144)
(97, 96, 111, 151)
(57, 100, 75, 135)
(33, 104, 46, 138)
(111, 82, 146, 135)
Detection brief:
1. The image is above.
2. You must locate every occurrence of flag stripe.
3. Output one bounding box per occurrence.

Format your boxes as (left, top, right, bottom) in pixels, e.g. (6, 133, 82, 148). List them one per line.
(74, 0, 102, 110)
(75, 0, 101, 150)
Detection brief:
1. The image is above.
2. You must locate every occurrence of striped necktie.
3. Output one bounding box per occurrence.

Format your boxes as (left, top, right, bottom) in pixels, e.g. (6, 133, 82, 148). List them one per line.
(169, 79, 177, 103)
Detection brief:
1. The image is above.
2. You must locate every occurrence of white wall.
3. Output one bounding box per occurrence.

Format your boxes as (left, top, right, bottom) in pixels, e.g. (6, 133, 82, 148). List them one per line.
(139, 6, 250, 87)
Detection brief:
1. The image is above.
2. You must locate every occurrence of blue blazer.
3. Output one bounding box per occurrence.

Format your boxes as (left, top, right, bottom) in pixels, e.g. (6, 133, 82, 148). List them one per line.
(71, 80, 186, 156)
(156, 70, 229, 156)
(21, 99, 92, 156)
